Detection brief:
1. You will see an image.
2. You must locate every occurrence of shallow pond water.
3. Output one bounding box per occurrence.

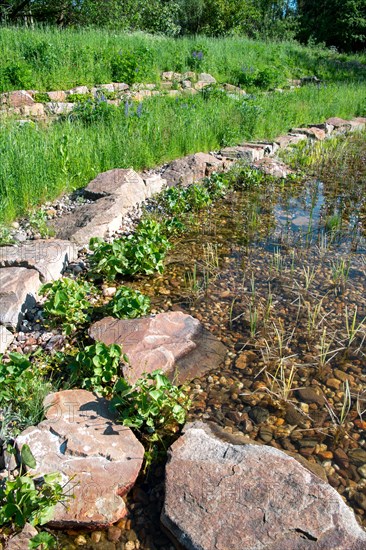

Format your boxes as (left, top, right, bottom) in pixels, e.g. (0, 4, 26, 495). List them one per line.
(134, 134, 366, 535)
(28, 134, 366, 548)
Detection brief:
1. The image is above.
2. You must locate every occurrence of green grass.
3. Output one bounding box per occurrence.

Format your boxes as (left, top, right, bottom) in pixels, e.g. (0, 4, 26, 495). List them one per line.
(1, 81, 365, 224)
(0, 26, 366, 92)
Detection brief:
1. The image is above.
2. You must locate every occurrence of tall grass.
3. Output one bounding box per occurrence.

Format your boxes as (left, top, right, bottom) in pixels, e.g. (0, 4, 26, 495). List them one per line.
(0, 26, 366, 92)
(0, 82, 365, 224)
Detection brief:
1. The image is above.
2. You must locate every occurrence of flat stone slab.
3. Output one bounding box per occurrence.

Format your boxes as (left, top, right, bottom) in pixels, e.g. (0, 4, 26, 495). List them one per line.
(290, 127, 326, 140)
(16, 390, 144, 529)
(89, 312, 227, 384)
(220, 146, 265, 162)
(0, 267, 40, 329)
(162, 421, 366, 550)
(0, 326, 14, 354)
(0, 239, 77, 282)
(52, 170, 149, 245)
(274, 134, 307, 148)
(51, 194, 140, 245)
(85, 169, 146, 202)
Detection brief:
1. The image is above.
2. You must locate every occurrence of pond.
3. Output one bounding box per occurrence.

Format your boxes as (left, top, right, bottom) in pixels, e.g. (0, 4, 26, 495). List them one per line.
(133, 131, 366, 538)
(11, 132, 366, 549)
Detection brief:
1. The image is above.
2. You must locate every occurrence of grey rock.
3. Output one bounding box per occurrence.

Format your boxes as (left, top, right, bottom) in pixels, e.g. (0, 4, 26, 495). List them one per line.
(198, 73, 216, 83)
(51, 169, 149, 245)
(6, 523, 38, 550)
(162, 153, 225, 188)
(0, 325, 14, 353)
(220, 145, 265, 162)
(274, 134, 307, 148)
(47, 90, 67, 102)
(162, 421, 366, 550)
(0, 267, 40, 329)
(0, 239, 77, 282)
(143, 174, 167, 197)
(85, 169, 146, 203)
(254, 157, 294, 178)
(89, 311, 227, 384)
(45, 102, 74, 115)
(16, 390, 144, 529)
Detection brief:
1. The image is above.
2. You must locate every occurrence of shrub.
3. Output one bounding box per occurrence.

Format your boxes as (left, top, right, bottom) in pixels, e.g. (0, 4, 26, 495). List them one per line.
(107, 286, 151, 319)
(0, 62, 32, 92)
(111, 47, 154, 85)
(68, 98, 115, 125)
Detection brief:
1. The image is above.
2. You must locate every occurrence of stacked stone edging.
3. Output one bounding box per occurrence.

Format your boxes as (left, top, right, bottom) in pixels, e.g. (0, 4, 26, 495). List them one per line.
(0, 116, 365, 352)
(0, 72, 246, 120)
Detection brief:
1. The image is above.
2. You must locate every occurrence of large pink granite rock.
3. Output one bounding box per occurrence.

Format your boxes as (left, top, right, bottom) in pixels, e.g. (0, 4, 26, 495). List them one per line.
(162, 422, 366, 550)
(16, 390, 144, 529)
(89, 311, 227, 384)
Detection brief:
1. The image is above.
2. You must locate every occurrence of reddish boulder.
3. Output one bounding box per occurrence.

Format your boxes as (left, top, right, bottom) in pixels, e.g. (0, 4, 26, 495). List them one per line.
(16, 390, 144, 529)
(254, 157, 294, 178)
(6, 90, 34, 108)
(89, 312, 227, 384)
(162, 153, 225, 187)
(162, 422, 366, 550)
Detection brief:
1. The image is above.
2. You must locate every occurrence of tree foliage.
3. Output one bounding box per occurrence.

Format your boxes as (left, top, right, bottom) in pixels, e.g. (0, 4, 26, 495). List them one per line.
(297, 0, 366, 51)
(0, 0, 365, 51)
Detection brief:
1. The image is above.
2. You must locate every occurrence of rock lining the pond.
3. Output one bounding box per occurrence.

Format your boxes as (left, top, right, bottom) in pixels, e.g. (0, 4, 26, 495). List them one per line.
(0, 239, 77, 282)
(0, 326, 14, 353)
(0, 267, 40, 329)
(161, 421, 366, 550)
(16, 389, 144, 529)
(89, 311, 228, 384)
(161, 152, 227, 188)
(50, 169, 152, 245)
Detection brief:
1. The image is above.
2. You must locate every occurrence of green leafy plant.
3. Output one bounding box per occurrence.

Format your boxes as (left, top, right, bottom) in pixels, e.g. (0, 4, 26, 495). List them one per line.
(111, 47, 153, 85)
(28, 211, 54, 239)
(0, 224, 16, 246)
(112, 369, 191, 434)
(29, 532, 57, 549)
(161, 184, 211, 215)
(89, 219, 171, 281)
(107, 286, 151, 319)
(66, 93, 94, 103)
(69, 342, 126, 394)
(0, 62, 32, 92)
(0, 353, 52, 440)
(40, 277, 95, 335)
(33, 92, 50, 103)
(0, 445, 65, 545)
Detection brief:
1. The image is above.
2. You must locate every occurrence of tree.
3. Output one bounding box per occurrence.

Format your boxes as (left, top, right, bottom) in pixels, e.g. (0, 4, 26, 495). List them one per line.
(297, 0, 366, 51)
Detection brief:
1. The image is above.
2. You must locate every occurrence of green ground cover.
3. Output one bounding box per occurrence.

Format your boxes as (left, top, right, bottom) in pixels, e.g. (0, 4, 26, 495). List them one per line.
(1, 26, 366, 92)
(1, 82, 365, 223)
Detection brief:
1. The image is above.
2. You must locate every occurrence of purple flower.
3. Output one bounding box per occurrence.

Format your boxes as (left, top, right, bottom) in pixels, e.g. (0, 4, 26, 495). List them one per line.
(136, 102, 143, 118)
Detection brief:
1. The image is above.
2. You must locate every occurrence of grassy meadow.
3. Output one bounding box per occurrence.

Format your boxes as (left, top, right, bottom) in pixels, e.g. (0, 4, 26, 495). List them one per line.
(1, 26, 366, 92)
(0, 26, 366, 224)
